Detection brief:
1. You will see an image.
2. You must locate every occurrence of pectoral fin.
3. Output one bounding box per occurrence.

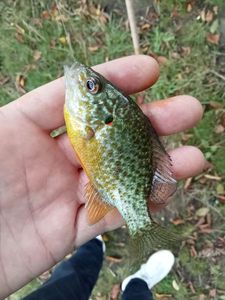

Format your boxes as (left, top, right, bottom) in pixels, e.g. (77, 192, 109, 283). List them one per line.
(85, 182, 113, 225)
(149, 170, 176, 204)
(147, 121, 177, 205)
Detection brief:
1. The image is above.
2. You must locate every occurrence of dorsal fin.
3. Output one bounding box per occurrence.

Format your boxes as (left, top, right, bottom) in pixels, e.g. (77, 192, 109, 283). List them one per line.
(85, 182, 113, 225)
(147, 121, 177, 205)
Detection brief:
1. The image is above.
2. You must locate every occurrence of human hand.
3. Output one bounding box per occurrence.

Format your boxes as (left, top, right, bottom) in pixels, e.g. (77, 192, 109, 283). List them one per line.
(0, 55, 205, 298)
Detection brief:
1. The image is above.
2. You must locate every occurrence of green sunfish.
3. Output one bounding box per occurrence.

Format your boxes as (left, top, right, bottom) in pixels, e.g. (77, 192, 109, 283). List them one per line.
(64, 62, 177, 258)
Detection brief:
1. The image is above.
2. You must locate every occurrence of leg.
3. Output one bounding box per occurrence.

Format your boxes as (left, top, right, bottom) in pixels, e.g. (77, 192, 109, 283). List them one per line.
(23, 238, 104, 300)
(122, 278, 154, 300)
(121, 250, 175, 300)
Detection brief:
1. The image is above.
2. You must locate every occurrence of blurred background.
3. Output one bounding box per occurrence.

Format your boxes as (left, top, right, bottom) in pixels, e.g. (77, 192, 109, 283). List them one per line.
(0, 0, 225, 299)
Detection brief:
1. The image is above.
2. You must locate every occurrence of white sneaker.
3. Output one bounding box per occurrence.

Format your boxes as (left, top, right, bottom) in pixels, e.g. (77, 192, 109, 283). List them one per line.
(96, 235, 106, 253)
(121, 250, 175, 291)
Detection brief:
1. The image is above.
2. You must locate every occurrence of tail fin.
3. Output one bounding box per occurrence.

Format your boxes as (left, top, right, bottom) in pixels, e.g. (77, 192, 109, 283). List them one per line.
(129, 222, 182, 266)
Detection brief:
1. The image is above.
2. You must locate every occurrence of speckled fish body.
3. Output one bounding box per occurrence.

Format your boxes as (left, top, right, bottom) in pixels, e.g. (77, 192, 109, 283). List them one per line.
(64, 62, 177, 255)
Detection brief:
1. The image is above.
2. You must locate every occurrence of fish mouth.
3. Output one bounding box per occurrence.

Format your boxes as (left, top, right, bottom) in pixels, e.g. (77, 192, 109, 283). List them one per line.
(64, 61, 88, 119)
(64, 62, 83, 84)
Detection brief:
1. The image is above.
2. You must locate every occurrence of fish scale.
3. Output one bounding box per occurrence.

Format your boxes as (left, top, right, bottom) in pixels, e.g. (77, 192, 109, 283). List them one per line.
(64, 62, 178, 259)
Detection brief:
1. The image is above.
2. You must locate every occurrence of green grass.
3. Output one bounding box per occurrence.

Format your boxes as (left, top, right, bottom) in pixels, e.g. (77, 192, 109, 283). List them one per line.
(0, 0, 225, 299)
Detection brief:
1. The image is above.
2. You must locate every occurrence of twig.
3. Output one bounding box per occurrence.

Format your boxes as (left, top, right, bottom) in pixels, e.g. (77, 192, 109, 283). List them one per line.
(125, 0, 140, 54)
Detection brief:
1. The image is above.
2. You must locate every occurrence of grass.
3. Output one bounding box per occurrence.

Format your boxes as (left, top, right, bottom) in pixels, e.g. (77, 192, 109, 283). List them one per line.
(0, 0, 225, 299)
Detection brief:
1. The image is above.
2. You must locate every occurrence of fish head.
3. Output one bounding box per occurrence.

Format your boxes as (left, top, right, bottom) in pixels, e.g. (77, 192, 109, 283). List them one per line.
(64, 62, 129, 136)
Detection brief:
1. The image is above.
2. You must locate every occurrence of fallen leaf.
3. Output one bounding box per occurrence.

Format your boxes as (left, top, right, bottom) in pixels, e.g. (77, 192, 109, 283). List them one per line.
(176, 73, 183, 80)
(99, 12, 109, 25)
(187, 3, 192, 12)
(172, 280, 179, 291)
(50, 5, 58, 19)
(31, 18, 42, 27)
(214, 124, 224, 134)
(155, 293, 172, 299)
(15, 74, 26, 94)
(213, 6, 218, 15)
(15, 24, 25, 35)
(198, 294, 206, 300)
(207, 33, 220, 44)
(195, 207, 209, 217)
(59, 36, 67, 45)
(199, 227, 213, 234)
(88, 45, 99, 52)
(200, 9, 214, 23)
(15, 24, 25, 43)
(157, 56, 169, 65)
(42, 10, 50, 19)
(210, 19, 219, 34)
(181, 133, 193, 142)
(96, 295, 105, 300)
(209, 101, 224, 109)
(216, 183, 224, 195)
(181, 46, 191, 55)
(171, 52, 180, 59)
(172, 218, 185, 225)
(141, 23, 151, 31)
(196, 217, 207, 227)
(171, 6, 179, 18)
(110, 283, 120, 300)
(184, 177, 192, 190)
(199, 247, 225, 258)
(50, 40, 56, 48)
(55, 14, 68, 22)
(190, 245, 197, 257)
(33, 50, 42, 61)
(203, 160, 213, 171)
(205, 10, 214, 23)
(209, 289, 216, 298)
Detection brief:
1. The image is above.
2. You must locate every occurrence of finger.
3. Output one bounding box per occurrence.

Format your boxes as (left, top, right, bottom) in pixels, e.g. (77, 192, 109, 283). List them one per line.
(141, 95, 203, 136)
(56, 133, 81, 168)
(93, 55, 159, 94)
(169, 146, 206, 179)
(14, 55, 159, 131)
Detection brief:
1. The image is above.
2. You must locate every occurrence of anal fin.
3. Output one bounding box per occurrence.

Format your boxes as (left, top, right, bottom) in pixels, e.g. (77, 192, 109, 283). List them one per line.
(85, 182, 113, 225)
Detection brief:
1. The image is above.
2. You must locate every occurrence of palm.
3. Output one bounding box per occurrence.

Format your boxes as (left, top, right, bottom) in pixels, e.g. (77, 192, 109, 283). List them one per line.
(0, 56, 205, 297)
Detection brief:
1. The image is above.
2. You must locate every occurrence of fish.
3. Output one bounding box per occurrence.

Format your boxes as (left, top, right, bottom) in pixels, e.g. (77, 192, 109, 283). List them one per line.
(64, 61, 178, 258)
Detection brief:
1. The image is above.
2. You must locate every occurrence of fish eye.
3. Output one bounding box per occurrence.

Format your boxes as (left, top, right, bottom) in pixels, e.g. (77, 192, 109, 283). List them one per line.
(86, 77, 101, 94)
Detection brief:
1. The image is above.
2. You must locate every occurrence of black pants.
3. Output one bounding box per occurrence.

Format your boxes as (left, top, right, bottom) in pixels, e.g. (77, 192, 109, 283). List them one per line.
(24, 239, 153, 300)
